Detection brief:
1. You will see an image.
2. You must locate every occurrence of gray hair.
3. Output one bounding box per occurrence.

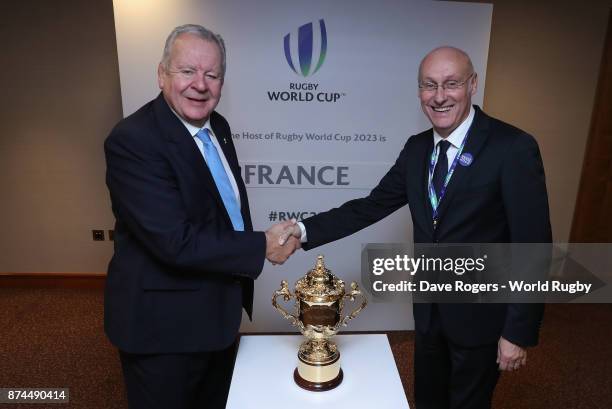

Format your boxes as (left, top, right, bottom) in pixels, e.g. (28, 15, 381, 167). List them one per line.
(161, 24, 226, 76)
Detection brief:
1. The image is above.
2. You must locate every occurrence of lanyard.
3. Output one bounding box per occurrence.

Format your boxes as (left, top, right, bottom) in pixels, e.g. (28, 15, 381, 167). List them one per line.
(428, 134, 469, 222)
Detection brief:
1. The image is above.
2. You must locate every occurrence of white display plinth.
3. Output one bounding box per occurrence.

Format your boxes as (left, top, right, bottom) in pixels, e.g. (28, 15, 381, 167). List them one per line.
(227, 334, 410, 409)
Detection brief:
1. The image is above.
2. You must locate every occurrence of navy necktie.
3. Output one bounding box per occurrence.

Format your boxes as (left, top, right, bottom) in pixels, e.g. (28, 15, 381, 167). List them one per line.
(196, 128, 244, 231)
(432, 140, 451, 199)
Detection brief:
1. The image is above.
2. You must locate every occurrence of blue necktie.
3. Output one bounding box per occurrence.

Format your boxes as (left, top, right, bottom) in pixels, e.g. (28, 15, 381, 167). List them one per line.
(196, 128, 244, 231)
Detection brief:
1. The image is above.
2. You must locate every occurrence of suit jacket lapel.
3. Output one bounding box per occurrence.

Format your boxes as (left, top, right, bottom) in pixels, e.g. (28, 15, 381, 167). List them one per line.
(153, 94, 234, 227)
(434, 106, 490, 223)
(419, 133, 436, 236)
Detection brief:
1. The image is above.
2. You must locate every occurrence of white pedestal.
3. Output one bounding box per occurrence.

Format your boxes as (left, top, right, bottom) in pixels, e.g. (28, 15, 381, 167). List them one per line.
(227, 334, 410, 409)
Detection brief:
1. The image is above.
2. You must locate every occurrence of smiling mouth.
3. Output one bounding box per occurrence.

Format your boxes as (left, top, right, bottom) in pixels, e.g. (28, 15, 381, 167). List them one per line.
(431, 105, 453, 113)
(187, 96, 208, 103)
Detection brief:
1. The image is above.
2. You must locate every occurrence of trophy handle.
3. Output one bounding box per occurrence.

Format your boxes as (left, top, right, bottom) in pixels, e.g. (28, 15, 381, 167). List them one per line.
(272, 280, 302, 329)
(339, 282, 368, 327)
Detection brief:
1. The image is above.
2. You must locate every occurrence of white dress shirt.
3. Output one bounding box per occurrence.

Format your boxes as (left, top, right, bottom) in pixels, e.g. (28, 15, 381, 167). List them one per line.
(432, 106, 475, 171)
(173, 113, 241, 206)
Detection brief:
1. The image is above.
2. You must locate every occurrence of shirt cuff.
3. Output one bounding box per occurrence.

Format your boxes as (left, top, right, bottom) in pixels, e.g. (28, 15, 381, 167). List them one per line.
(297, 222, 307, 243)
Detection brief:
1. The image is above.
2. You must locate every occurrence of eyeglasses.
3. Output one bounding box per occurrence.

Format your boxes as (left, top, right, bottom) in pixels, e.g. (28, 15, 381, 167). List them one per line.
(166, 67, 223, 82)
(418, 73, 474, 92)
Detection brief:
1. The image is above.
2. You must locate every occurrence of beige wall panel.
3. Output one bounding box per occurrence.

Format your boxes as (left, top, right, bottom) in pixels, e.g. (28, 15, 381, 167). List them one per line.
(0, 1, 122, 272)
(464, 0, 612, 241)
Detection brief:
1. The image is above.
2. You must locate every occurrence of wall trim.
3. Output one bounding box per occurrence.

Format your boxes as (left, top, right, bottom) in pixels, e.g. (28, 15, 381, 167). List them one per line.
(0, 272, 106, 289)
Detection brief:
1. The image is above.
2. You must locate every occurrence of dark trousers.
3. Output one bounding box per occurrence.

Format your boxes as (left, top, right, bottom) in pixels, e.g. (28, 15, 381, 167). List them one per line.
(415, 306, 500, 409)
(119, 341, 237, 409)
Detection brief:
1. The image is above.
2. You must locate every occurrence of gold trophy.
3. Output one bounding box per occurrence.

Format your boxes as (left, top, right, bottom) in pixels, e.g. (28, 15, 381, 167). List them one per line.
(272, 255, 367, 391)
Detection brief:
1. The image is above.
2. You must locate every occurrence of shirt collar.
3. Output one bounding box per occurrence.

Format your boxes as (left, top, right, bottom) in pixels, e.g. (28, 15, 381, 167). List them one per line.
(169, 108, 214, 138)
(433, 105, 475, 148)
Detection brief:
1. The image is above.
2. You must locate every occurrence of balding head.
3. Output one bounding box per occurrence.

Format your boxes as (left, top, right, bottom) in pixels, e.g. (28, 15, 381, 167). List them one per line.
(418, 46, 474, 81)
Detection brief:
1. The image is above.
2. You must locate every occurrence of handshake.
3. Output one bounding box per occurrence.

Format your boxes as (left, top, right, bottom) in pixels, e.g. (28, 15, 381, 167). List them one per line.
(264, 219, 302, 265)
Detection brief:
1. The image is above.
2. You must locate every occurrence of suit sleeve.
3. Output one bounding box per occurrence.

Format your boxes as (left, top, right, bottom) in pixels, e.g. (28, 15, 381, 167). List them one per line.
(105, 126, 266, 279)
(302, 142, 411, 250)
(500, 133, 552, 347)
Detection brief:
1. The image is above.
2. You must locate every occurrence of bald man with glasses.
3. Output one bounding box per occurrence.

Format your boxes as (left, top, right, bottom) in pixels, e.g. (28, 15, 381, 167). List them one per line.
(281, 46, 551, 409)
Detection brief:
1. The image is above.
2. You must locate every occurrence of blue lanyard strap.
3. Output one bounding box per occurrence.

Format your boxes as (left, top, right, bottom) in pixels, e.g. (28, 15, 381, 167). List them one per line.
(428, 134, 469, 221)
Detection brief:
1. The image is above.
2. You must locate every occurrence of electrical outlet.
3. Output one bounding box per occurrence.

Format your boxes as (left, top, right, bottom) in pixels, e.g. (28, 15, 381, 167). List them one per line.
(108, 230, 114, 241)
(92, 230, 105, 241)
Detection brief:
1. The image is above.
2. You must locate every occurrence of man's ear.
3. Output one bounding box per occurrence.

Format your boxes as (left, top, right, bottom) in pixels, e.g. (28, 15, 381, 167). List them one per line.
(157, 63, 165, 90)
(470, 73, 478, 96)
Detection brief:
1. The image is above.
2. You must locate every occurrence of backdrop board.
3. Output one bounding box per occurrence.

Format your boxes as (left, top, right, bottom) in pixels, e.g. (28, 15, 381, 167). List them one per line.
(113, 0, 493, 331)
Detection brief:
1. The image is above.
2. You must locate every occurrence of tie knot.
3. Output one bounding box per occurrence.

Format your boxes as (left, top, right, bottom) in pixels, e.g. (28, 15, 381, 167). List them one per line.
(196, 128, 212, 145)
(438, 140, 451, 155)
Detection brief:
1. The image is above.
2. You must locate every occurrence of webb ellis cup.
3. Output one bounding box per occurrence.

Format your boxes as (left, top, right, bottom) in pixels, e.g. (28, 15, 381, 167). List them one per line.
(272, 255, 368, 391)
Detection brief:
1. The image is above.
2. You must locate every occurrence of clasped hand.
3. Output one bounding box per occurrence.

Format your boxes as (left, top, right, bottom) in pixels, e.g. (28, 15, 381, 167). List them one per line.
(265, 220, 302, 265)
(497, 337, 527, 371)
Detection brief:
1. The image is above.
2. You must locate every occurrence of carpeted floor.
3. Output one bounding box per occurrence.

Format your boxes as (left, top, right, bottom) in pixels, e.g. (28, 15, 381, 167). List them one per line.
(1, 287, 611, 408)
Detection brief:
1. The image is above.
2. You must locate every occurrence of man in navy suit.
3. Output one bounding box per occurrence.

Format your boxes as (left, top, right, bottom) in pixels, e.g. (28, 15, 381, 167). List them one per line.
(282, 47, 551, 408)
(104, 24, 300, 409)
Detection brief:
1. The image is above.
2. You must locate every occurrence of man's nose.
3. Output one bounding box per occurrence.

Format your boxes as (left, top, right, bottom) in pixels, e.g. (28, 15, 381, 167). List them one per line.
(433, 87, 447, 104)
(192, 74, 209, 91)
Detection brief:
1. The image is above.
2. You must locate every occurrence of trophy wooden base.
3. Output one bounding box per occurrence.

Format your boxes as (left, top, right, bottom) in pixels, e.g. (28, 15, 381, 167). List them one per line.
(293, 368, 343, 392)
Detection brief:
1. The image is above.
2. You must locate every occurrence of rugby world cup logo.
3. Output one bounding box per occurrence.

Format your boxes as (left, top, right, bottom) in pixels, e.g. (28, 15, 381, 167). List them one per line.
(284, 19, 327, 77)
